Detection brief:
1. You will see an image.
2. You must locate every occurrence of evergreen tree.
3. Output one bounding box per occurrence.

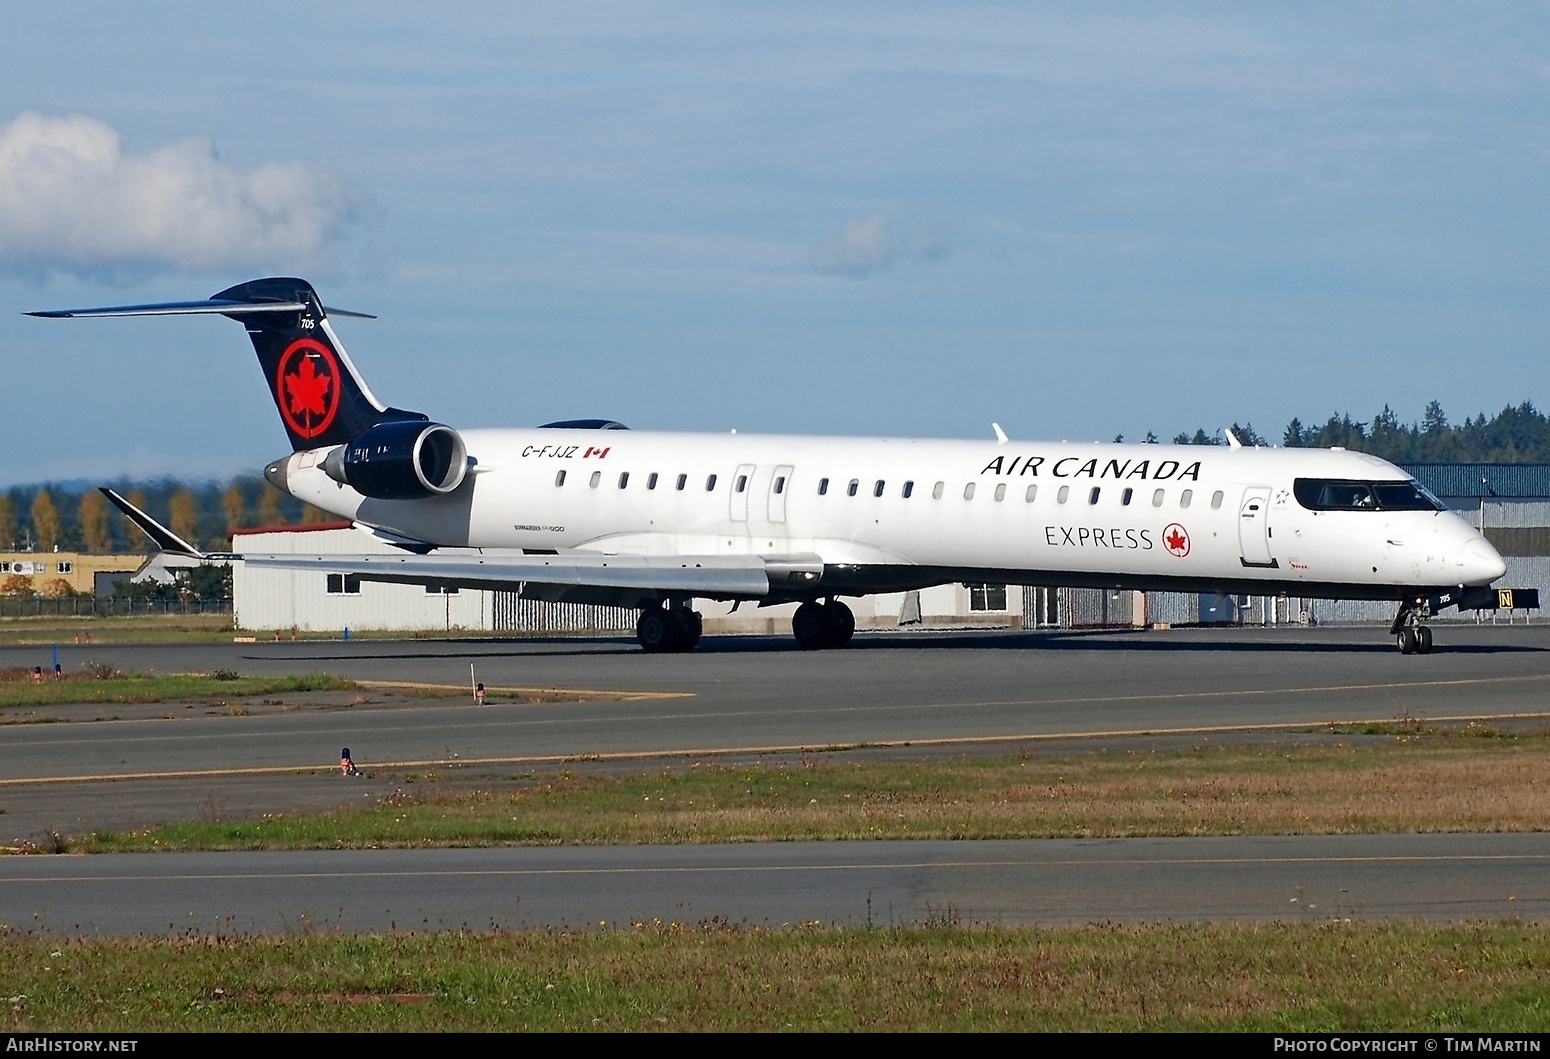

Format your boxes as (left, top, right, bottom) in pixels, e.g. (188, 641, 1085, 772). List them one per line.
(1230, 422, 1266, 447)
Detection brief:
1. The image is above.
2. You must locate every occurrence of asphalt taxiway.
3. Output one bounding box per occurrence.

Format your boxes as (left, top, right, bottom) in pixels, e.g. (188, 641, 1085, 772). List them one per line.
(1, 624, 1546, 931)
(2, 833, 1545, 935)
(4, 625, 1549, 787)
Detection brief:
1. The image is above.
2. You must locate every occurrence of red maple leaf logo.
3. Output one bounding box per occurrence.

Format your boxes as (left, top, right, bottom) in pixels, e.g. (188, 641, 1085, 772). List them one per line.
(1163, 523, 1190, 557)
(1166, 529, 1186, 551)
(275, 338, 342, 440)
(285, 356, 332, 419)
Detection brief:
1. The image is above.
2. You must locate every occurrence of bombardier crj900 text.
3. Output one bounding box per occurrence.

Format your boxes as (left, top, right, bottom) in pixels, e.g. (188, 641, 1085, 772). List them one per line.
(32, 278, 1514, 654)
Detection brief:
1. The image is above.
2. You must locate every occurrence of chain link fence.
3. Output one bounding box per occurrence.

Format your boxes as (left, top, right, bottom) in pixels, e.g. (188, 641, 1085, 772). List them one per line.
(0, 597, 232, 618)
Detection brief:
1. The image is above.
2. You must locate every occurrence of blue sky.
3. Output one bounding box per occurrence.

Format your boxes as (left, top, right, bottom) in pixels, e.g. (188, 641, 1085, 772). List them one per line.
(1, 3, 1546, 485)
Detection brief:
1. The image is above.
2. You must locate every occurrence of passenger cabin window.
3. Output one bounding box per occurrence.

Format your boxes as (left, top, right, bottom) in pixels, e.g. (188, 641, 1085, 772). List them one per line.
(1180, 489, 1192, 509)
(736, 475, 748, 492)
(676, 474, 688, 491)
(1210, 490, 1224, 509)
(647, 472, 658, 490)
(932, 481, 945, 499)
(1121, 487, 1133, 506)
(873, 480, 885, 498)
(705, 474, 717, 491)
(963, 482, 976, 500)
(1057, 485, 1069, 504)
(848, 479, 859, 497)
(1292, 479, 1443, 512)
(902, 481, 914, 498)
(994, 483, 1006, 502)
(618, 472, 629, 489)
(818, 478, 829, 496)
(589, 471, 601, 489)
(1025, 484, 1037, 502)
(555, 470, 566, 487)
(1152, 488, 1164, 507)
(774, 476, 786, 494)
(1088, 487, 1100, 505)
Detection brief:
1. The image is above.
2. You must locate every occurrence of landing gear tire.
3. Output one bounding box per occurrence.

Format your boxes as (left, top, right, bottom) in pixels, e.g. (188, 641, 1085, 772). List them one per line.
(792, 600, 856, 649)
(1415, 625, 1433, 654)
(1397, 627, 1418, 655)
(639, 605, 703, 652)
(792, 601, 827, 649)
(637, 606, 676, 653)
(821, 600, 855, 647)
(671, 607, 703, 651)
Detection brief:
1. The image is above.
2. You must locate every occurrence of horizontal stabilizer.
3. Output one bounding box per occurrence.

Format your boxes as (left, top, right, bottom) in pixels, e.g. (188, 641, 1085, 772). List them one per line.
(27, 300, 373, 319)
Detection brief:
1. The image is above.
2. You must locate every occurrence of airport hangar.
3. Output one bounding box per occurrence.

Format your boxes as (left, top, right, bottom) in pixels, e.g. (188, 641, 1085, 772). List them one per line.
(228, 461, 1550, 636)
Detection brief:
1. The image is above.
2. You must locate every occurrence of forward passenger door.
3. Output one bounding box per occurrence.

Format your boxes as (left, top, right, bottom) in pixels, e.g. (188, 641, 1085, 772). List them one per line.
(1238, 486, 1277, 567)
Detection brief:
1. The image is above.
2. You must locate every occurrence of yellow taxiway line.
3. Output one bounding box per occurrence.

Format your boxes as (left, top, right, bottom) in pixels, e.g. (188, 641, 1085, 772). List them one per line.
(353, 679, 690, 701)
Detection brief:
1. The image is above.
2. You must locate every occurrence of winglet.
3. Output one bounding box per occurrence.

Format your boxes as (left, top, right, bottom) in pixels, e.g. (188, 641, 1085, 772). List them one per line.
(992, 422, 1009, 444)
(1224, 428, 1242, 449)
(99, 488, 216, 560)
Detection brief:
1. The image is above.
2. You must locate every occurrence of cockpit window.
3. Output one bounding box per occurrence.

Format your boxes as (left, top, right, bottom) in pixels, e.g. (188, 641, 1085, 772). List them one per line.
(1372, 482, 1444, 511)
(1293, 478, 1443, 512)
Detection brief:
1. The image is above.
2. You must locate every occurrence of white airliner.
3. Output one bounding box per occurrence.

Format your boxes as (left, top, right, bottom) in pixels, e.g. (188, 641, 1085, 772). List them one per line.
(32, 278, 1512, 655)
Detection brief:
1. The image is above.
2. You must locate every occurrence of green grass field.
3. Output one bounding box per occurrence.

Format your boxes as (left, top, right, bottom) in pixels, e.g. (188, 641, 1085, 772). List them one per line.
(1, 922, 1546, 1031)
(0, 669, 355, 708)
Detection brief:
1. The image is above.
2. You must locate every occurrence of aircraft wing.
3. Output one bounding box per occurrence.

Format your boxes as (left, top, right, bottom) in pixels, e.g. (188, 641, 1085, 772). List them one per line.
(98, 484, 821, 603)
(241, 551, 780, 598)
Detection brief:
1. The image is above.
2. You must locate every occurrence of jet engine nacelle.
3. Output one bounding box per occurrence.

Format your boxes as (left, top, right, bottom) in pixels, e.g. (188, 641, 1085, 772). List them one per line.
(320, 421, 469, 500)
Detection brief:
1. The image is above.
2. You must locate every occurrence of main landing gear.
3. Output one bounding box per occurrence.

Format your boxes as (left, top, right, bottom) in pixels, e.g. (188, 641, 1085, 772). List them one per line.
(1390, 598, 1435, 655)
(791, 599, 855, 650)
(637, 603, 702, 653)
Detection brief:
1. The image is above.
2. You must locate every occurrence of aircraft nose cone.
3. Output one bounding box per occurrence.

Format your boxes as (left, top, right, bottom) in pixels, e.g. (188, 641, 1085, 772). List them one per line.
(1460, 537, 1507, 585)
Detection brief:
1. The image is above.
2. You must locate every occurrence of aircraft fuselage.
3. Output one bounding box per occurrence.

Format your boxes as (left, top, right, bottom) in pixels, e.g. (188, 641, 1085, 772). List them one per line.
(271, 429, 1506, 603)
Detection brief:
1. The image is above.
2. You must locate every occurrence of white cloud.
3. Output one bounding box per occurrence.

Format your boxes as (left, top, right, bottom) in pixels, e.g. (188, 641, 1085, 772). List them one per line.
(810, 215, 955, 277)
(0, 112, 358, 275)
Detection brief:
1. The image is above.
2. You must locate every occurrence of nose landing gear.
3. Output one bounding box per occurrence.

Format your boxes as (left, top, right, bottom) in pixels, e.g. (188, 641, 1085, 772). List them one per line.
(1391, 598, 1435, 655)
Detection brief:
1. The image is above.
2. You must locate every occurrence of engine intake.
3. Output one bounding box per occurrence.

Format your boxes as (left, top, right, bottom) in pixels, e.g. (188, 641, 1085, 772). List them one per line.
(322, 422, 469, 500)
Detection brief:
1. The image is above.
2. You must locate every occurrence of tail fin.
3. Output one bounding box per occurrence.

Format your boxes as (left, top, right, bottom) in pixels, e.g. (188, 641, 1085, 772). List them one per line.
(29, 277, 426, 451)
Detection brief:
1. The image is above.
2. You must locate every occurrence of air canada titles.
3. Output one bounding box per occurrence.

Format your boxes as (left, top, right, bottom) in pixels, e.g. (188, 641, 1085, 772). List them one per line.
(981, 455, 1204, 481)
